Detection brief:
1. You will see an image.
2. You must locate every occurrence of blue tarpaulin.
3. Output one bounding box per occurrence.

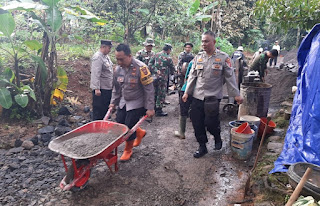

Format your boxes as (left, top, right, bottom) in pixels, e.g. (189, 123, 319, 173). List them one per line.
(271, 24, 320, 173)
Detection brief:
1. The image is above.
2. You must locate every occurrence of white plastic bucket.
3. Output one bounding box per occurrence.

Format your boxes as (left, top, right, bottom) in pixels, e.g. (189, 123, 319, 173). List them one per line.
(230, 127, 254, 160)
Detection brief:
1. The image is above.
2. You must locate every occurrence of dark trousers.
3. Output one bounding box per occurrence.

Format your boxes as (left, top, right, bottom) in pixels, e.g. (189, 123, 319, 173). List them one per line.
(116, 106, 146, 141)
(179, 91, 192, 117)
(92, 89, 112, 120)
(269, 56, 277, 66)
(190, 97, 221, 144)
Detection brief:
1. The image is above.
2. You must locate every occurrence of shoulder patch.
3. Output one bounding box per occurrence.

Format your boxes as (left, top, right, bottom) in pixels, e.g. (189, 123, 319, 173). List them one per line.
(225, 57, 232, 67)
(139, 66, 153, 85)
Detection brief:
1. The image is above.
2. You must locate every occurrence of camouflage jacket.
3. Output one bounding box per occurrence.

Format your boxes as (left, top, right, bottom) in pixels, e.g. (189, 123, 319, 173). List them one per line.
(249, 52, 269, 77)
(148, 51, 175, 79)
(177, 51, 194, 72)
(136, 49, 155, 65)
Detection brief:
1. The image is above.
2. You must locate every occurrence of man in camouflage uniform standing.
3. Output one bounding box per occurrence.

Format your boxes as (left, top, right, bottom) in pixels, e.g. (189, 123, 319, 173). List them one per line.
(149, 43, 175, 117)
(136, 38, 155, 65)
(182, 31, 243, 158)
(176, 42, 194, 89)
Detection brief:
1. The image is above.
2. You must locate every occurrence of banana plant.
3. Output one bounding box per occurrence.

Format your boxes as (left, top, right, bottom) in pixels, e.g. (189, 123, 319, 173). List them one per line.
(0, 68, 36, 109)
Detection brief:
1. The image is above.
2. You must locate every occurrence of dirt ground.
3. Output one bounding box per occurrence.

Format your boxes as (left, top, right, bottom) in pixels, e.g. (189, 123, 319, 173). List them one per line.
(0, 52, 295, 205)
(52, 93, 254, 206)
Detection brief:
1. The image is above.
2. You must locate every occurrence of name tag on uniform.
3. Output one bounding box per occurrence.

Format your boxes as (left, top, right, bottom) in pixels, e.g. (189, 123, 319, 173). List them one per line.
(117, 76, 124, 83)
(196, 64, 204, 70)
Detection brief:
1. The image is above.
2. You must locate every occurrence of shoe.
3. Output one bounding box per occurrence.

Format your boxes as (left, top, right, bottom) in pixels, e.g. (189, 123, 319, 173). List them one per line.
(155, 108, 168, 117)
(193, 144, 208, 158)
(120, 140, 134, 161)
(214, 141, 222, 150)
(133, 127, 146, 147)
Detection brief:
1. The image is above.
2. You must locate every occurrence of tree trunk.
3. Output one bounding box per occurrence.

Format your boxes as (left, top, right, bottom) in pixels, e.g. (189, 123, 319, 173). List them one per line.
(14, 54, 20, 87)
(296, 26, 301, 47)
(34, 32, 50, 117)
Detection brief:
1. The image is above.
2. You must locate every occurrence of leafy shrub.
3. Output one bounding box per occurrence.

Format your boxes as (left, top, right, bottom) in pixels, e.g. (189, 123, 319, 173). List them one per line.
(216, 37, 234, 55)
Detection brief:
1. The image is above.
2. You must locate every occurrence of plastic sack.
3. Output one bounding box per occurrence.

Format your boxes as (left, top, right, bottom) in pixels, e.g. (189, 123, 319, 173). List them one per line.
(270, 24, 320, 173)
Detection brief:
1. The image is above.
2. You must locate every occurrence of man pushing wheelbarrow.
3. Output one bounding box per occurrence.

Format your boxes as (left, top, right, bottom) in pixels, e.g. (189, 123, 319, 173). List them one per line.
(109, 43, 155, 161)
(48, 44, 155, 191)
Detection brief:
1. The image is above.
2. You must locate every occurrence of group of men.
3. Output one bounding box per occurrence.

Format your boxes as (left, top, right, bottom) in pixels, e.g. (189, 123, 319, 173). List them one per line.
(89, 32, 279, 160)
(231, 41, 280, 82)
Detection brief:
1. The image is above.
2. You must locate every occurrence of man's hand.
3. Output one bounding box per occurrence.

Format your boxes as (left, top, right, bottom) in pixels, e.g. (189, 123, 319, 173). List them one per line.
(182, 93, 188, 103)
(235, 96, 244, 104)
(95, 89, 101, 96)
(109, 104, 115, 110)
(146, 109, 155, 118)
(157, 70, 161, 75)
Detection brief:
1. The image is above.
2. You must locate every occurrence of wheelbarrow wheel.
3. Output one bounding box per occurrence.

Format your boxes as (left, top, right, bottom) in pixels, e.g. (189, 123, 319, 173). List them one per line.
(223, 103, 238, 117)
(65, 159, 91, 192)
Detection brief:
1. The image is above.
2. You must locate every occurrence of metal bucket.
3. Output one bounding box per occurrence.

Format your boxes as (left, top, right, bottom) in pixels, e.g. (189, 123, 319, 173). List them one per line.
(238, 82, 272, 119)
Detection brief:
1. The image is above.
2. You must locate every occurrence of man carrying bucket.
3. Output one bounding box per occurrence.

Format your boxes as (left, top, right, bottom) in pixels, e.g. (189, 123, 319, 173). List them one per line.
(182, 31, 243, 158)
(109, 44, 155, 161)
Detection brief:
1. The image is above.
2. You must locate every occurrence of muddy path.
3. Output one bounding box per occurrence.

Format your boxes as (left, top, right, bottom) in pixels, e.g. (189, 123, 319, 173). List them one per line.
(53, 93, 253, 206)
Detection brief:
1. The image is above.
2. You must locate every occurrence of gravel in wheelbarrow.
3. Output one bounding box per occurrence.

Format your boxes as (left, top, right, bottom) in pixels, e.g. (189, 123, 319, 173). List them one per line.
(49, 121, 129, 159)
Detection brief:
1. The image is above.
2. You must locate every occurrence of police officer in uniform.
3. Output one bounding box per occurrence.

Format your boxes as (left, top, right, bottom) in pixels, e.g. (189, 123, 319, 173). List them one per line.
(90, 40, 113, 120)
(136, 38, 155, 65)
(109, 44, 155, 161)
(182, 31, 243, 158)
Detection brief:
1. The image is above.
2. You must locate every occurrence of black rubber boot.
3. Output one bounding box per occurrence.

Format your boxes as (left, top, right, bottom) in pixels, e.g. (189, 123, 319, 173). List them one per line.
(155, 108, 168, 117)
(193, 143, 208, 158)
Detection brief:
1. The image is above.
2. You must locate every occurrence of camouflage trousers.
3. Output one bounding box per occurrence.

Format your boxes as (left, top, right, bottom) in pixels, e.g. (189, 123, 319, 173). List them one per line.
(154, 79, 167, 109)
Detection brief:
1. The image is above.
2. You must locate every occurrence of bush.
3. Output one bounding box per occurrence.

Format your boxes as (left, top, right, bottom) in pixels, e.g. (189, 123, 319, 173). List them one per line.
(216, 37, 234, 56)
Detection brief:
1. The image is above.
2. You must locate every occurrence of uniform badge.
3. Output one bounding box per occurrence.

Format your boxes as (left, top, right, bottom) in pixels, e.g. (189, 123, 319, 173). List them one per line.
(198, 58, 203, 62)
(214, 64, 221, 69)
(225, 57, 232, 67)
(196, 64, 204, 70)
(215, 58, 221, 62)
(213, 70, 220, 76)
(128, 77, 138, 83)
(140, 66, 153, 85)
(117, 76, 124, 83)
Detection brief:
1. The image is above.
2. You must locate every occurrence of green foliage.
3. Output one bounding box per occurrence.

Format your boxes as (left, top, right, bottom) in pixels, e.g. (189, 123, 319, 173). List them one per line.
(0, 68, 36, 109)
(254, 0, 320, 31)
(0, 10, 15, 37)
(216, 37, 234, 56)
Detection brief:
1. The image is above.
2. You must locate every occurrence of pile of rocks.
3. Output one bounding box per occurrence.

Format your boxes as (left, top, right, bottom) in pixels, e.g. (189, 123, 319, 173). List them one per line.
(0, 106, 92, 205)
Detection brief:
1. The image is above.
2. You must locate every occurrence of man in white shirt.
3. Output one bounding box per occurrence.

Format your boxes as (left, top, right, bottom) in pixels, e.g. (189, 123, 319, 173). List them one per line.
(270, 41, 280, 67)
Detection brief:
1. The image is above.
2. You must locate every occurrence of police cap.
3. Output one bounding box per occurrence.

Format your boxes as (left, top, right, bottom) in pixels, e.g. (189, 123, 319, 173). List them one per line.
(101, 40, 112, 46)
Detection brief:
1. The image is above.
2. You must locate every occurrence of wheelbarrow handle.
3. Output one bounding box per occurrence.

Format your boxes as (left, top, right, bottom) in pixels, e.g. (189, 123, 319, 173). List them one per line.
(103, 107, 113, 121)
(121, 115, 148, 142)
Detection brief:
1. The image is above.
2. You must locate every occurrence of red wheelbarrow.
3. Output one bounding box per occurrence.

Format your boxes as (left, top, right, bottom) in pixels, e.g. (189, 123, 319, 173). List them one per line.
(48, 109, 147, 191)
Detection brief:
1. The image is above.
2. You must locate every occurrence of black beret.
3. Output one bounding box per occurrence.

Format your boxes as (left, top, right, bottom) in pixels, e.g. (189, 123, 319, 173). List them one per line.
(101, 40, 112, 46)
(184, 42, 193, 47)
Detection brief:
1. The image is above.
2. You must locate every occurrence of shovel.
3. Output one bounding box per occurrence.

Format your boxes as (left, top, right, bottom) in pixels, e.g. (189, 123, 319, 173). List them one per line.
(243, 116, 271, 198)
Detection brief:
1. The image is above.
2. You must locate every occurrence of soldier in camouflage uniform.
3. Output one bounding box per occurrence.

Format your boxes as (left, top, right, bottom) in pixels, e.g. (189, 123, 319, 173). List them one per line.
(182, 31, 244, 158)
(249, 49, 278, 82)
(136, 38, 155, 65)
(148, 43, 175, 117)
(176, 42, 194, 90)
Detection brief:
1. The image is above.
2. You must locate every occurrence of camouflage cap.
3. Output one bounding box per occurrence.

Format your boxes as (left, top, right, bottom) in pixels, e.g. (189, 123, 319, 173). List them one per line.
(143, 38, 155, 46)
